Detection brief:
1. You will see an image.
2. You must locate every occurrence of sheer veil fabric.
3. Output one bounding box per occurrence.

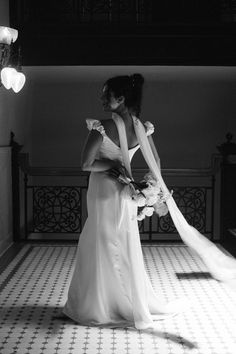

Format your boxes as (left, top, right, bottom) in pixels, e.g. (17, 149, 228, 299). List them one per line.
(114, 113, 236, 290)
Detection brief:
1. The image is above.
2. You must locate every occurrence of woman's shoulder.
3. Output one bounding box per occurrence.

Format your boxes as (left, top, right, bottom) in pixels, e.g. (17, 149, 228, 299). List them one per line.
(86, 118, 116, 137)
(86, 118, 106, 136)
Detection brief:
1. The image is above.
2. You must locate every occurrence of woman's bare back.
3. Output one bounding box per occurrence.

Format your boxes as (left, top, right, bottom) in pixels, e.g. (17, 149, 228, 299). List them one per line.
(102, 118, 139, 150)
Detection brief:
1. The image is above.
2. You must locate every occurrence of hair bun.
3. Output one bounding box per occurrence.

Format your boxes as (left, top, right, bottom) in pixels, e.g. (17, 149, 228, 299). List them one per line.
(130, 73, 144, 88)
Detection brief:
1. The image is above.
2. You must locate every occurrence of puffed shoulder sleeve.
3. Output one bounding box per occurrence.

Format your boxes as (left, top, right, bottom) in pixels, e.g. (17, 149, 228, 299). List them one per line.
(86, 119, 105, 137)
(144, 121, 155, 136)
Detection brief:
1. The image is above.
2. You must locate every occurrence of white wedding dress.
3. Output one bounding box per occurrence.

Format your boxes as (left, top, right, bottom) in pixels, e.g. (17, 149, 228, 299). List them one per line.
(63, 114, 236, 329)
(62, 118, 181, 330)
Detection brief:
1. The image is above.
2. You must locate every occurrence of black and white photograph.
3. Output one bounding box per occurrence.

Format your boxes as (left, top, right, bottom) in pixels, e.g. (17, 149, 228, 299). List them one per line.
(0, 1, 236, 353)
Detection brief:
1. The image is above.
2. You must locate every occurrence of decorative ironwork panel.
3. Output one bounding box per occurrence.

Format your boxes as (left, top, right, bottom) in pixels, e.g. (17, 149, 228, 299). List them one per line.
(13, 0, 229, 25)
(158, 187, 207, 233)
(79, 0, 152, 23)
(220, 0, 236, 22)
(32, 186, 82, 233)
(79, 0, 111, 22)
(139, 186, 211, 235)
(12, 0, 153, 25)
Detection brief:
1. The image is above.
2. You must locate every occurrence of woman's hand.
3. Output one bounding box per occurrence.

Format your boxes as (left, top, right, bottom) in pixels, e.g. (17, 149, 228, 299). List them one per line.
(106, 161, 130, 184)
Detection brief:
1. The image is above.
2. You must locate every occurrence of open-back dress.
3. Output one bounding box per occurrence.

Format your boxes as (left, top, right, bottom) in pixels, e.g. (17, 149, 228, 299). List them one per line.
(63, 117, 182, 330)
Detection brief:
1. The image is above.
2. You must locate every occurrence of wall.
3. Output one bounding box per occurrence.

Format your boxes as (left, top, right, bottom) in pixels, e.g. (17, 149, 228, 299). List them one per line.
(0, 0, 9, 26)
(0, 147, 12, 254)
(0, 87, 12, 255)
(1, 65, 236, 246)
(24, 66, 236, 169)
(0, 0, 34, 254)
(0, 86, 33, 256)
(0, 0, 11, 255)
(19, 65, 236, 241)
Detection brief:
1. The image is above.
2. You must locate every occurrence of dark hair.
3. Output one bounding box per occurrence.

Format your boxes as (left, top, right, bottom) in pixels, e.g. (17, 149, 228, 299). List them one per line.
(105, 73, 144, 117)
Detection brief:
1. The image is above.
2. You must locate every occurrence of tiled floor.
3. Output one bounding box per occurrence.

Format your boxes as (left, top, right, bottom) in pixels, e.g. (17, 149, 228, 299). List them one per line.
(0, 243, 236, 354)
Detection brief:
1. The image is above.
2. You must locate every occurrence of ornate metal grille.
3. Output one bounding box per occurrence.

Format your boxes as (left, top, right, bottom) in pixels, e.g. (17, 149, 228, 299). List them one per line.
(12, 0, 153, 25)
(12, 0, 234, 26)
(139, 185, 214, 238)
(78, 0, 151, 23)
(29, 186, 83, 233)
(25, 183, 214, 239)
(20, 150, 217, 241)
(159, 187, 208, 233)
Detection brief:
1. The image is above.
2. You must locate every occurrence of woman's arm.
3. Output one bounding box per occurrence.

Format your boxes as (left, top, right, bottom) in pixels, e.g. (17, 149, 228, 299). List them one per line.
(81, 130, 120, 172)
(147, 134, 161, 170)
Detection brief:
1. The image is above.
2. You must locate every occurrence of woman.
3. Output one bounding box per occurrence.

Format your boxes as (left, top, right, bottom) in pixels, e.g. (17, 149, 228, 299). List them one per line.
(62, 74, 183, 330)
(63, 73, 236, 329)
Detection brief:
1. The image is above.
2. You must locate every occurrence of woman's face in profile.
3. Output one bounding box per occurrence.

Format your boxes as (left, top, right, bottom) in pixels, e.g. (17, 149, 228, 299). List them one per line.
(101, 84, 121, 112)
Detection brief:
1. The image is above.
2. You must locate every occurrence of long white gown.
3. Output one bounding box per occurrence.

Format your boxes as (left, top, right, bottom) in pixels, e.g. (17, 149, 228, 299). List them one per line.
(62, 118, 183, 330)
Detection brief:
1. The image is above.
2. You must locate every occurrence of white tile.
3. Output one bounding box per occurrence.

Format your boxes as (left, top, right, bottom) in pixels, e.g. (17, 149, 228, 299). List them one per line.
(0, 244, 236, 354)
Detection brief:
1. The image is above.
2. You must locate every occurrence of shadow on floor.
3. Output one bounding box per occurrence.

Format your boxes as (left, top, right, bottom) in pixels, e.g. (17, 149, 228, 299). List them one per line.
(175, 272, 213, 280)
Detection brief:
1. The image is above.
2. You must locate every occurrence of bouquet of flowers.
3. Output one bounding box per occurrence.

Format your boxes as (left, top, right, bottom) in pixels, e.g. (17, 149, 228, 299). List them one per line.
(117, 170, 171, 221)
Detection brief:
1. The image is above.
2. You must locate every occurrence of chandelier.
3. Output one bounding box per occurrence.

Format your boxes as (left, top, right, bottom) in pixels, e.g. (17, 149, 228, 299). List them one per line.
(0, 26, 26, 93)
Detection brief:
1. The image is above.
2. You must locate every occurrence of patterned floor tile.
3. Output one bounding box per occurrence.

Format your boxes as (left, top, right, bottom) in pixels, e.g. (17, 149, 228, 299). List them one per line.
(0, 243, 236, 354)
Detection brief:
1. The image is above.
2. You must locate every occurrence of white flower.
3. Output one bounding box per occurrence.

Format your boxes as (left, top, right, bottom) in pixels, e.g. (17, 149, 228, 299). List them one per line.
(142, 187, 155, 197)
(120, 170, 171, 221)
(141, 188, 158, 206)
(142, 173, 161, 191)
(146, 195, 158, 206)
(135, 194, 146, 207)
(143, 206, 154, 217)
(137, 213, 145, 221)
(159, 190, 173, 203)
(153, 202, 169, 217)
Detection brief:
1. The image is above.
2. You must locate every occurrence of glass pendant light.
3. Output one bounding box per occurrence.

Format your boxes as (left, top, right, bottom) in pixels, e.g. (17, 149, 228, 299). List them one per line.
(0, 26, 18, 45)
(0, 27, 25, 93)
(11, 71, 26, 93)
(11, 46, 26, 93)
(0, 67, 17, 89)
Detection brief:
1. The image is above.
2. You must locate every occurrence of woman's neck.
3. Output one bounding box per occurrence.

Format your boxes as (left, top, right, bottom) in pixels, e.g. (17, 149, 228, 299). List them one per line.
(113, 106, 132, 124)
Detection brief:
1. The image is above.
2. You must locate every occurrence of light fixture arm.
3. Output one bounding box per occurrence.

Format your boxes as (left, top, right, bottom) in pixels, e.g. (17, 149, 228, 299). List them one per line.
(0, 43, 11, 67)
(0, 26, 26, 93)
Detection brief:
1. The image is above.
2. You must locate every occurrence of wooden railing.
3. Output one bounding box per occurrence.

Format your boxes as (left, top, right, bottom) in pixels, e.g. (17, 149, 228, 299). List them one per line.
(15, 152, 221, 242)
